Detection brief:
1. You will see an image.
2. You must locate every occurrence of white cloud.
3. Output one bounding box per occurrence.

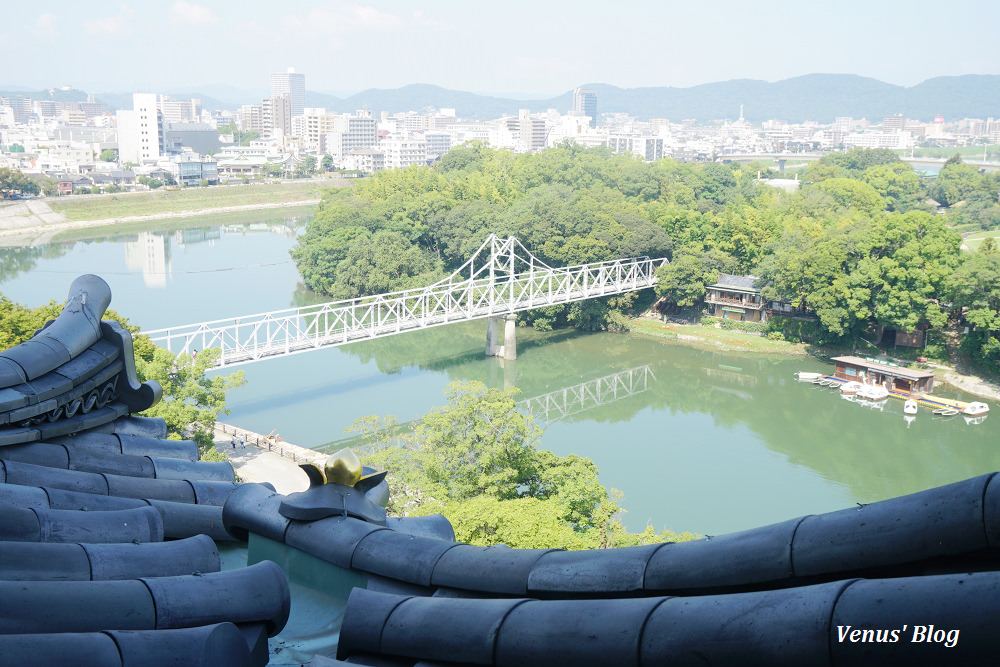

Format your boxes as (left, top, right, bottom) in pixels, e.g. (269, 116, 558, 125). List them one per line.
(411, 10, 451, 30)
(283, 1, 403, 40)
(170, 2, 217, 27)
(84, 5, 135, 37)
(36, 13, 58, 38)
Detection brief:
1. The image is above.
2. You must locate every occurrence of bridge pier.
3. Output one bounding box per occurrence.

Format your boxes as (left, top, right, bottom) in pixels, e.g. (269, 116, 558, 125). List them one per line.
(485, 314, 517, 360)
(775, 159, 786, 173)
(485, 316, 501, 357)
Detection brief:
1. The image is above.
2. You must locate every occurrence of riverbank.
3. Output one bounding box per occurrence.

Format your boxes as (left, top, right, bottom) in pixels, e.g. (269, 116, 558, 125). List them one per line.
(0, 179, 345, 246)
(0, 199, 320, 246)
(629, 316, 1000, 403)
(630, 316, 808, 355)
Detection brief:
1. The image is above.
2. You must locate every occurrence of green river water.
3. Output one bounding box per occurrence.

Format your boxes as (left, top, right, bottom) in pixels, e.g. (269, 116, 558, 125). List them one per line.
(2, 209, 998, 535)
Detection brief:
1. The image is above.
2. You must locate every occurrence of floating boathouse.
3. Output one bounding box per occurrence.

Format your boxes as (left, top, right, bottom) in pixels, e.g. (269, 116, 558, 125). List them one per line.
(830, 355, 936, 395)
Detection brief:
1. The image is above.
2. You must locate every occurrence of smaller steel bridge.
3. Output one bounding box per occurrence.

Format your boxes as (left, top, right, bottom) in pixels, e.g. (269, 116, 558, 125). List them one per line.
(144, 234, 668, 368)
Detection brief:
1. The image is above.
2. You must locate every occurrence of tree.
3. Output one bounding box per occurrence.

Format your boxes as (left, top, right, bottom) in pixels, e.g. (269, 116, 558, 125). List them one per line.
(812, 178, 886, 216)
(930, 158, 982, 207)
(295, 156, 317, 178)
(137, 175, 164, 189)
(360, 381, 698, 549)
(948, 250, 1000, 374)
(860, 162, 925, 212)
(321, 154, 334, 172)
(217, 121, 259, 147)
(0, 167, 41, 199)
(262, 163, 283, 178)
(99, 148, 118, 162)
(329, 230, 443, 299)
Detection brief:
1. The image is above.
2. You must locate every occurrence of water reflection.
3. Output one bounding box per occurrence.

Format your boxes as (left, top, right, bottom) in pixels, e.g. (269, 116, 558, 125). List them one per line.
(119, 220, 305, 289)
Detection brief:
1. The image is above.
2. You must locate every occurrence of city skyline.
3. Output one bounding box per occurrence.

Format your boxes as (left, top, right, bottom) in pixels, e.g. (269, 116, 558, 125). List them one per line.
(2, 1, 998, 96)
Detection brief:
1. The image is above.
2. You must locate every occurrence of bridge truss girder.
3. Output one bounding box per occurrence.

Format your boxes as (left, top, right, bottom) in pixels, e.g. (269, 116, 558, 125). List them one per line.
(144, 234, 667, 368)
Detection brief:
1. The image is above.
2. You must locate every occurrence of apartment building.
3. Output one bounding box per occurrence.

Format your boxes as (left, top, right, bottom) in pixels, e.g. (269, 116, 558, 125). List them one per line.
(381, 135, 427, 169)
(326, 110, 378, 159)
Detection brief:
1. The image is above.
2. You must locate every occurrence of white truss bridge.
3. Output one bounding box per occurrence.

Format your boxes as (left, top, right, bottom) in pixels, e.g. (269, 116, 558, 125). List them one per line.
(143, 234, 668, 369)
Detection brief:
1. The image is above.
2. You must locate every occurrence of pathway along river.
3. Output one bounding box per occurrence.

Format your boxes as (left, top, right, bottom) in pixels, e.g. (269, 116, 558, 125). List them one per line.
(3, 208, 999, 536)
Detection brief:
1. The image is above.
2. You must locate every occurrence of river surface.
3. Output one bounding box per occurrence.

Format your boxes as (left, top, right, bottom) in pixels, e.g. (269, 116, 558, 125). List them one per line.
(3, 209, 999, 536)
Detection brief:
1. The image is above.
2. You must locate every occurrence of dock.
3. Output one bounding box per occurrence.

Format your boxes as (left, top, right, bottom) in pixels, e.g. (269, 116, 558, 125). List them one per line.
(816, 376, 970, 412)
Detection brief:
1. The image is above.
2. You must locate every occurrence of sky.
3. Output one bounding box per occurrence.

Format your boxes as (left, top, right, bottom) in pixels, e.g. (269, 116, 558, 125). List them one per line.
(2, 0, 998, 97)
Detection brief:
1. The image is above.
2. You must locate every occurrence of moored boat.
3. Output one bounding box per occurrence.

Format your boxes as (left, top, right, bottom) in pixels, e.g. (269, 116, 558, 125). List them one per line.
(904, 399, 918, 415)
(840, 381, 862, 396)
(857, 380, 889, 401)
(962, 402, 990, 417)
(795, 371, 823, 381)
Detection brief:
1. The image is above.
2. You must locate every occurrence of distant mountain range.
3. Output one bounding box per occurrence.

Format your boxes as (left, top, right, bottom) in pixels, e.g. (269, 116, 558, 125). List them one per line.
(4, 74, 998, 123)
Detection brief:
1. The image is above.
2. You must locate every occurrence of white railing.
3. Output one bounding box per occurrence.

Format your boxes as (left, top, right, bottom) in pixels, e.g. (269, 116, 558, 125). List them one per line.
(143, 234, 668, 368)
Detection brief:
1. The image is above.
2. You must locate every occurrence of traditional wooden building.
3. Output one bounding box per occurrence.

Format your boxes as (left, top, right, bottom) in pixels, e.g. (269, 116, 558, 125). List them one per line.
(830, 355, 936, 394)
(704, 274, 767, 323)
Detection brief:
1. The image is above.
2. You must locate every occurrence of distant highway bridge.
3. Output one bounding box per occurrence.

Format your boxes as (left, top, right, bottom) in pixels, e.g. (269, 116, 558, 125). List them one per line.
(719, 153, 1000, 173)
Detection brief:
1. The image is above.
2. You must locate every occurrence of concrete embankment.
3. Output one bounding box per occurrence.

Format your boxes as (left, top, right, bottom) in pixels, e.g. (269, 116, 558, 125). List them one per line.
(0, 199, 320, 246)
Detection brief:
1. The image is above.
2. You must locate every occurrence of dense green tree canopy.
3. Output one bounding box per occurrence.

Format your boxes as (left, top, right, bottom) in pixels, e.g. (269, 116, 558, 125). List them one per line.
(0, 167, 40, 199)
(359, 381, 697, 549)
(292, 142, 995, 370)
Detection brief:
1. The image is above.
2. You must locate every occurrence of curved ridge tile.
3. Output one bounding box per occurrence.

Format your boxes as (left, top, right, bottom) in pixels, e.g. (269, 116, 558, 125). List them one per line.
(497, 597, 664, 667)
(221, 483, 292, 542)
(106, 623, 252, 667)
(351, 529, 459, 587)
(831, 572, 1000, 666)
(644, 516, 804, 592)
(792, 474, 993, 577)
(0, 579, 156, 633)
(0, 542, 91, 581)
(0, 632, 122, 666)
(431, 544, 559, 596)
(82, 535, 220, 580)
(284, 515, 389, 569)
(526, 544, 663, 595)
(641, 580, 852, 666)
(0, 275, 109, 388)
(33, 505, 163, 544)
(337, 588, 413, 660)
(140, 560, 291, 636)
(383, 595, 530, 665)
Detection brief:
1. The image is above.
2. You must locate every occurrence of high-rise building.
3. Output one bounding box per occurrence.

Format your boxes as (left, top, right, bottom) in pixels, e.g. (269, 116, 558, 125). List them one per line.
(262, 94, 292, 137)
(571, 88, 598, 128)
(116, 93, 165, 163)
(518, 109, 547, 152)
(270, 67, 306, 118)
(882, 114, 904, 132)
(159, 97, 201, 124)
